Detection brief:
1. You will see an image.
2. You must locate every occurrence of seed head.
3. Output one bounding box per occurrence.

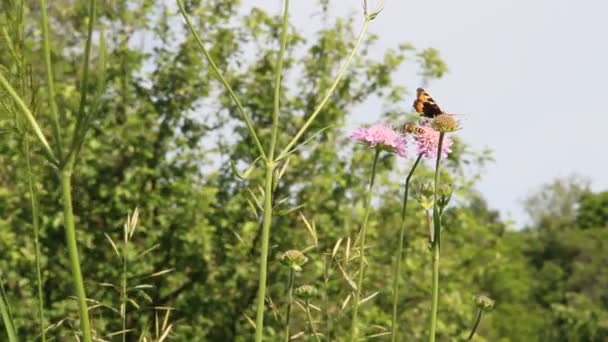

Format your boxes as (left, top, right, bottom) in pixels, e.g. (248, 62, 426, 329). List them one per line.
(278, 250, 309, 272)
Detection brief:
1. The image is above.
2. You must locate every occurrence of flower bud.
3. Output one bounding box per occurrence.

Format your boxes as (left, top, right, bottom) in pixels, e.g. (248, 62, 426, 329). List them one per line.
(432, 114, 459, 133)
(278, 250, 308, 272)
(474, 295, 495, 311)
(295, 285, 317, 299)
(437, 184, 453, 210)
(413, 181, 435, 211)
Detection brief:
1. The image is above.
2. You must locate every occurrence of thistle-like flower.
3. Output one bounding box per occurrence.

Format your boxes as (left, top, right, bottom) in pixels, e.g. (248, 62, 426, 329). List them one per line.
(405, 122, 453, 159)
(278, 250, 309, 272)
(295, 285, 318, 299)
(432, 114, 459, 133)
(350, 123, 407, 157)
(474, 295, 495, 311)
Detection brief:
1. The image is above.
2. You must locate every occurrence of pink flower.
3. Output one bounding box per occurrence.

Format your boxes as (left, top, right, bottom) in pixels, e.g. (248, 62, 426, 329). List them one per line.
(350, 123, 407, 157)
(412, 123, 453, 159)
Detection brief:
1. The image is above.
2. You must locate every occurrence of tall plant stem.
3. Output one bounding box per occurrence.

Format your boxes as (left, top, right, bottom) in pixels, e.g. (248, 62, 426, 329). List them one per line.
(60, 170, 93, 342)
(121, 229, 129, 342)
(467, 309, 483, 341)
(428, 133, 445, 342)
(350, 149, 381, 341)
(25, 139, 46, 342)
(254, 2, 290, 341)
(305, 299, 321, 342)
(283, 270, 295, 342)
(390, 153, 423, 342)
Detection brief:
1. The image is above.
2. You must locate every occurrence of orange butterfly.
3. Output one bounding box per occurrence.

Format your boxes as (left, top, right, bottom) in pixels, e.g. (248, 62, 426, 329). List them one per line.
(413, 88, 445, 118)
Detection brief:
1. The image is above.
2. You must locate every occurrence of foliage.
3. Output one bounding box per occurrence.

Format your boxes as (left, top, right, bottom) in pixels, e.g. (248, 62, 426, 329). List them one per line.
(0, 0, 606, 341)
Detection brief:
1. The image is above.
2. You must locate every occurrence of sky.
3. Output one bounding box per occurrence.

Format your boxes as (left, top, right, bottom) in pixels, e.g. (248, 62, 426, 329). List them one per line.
(239, 0, 608, 227)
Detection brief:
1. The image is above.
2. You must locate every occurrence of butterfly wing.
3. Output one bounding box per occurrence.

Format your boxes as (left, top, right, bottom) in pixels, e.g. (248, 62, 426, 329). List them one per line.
(413, 88, 443, 118)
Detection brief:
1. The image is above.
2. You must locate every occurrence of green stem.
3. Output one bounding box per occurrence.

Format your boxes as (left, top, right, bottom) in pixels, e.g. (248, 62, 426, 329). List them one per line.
(350, 149, 381, 341)
(254, 3, 290, 341)
(284, 269, 295, 342)
(25, 138, 46, 342)
(390, 153, 423, 342)
(0, 70, 57, 165)
(176, 0, 267, 160)
(467, 309, 484, 341)
(122, 227, 128, 342)
(305, 299, 322, 342)
(60, 171, 93, 342)
(69, 0, 96, 158)
(39, 0, 63, 160)
(428, 133, 445, 342)
(0, 276, 18, 342)
(276, 19, 370, 161)
(254, 162, 275, 342)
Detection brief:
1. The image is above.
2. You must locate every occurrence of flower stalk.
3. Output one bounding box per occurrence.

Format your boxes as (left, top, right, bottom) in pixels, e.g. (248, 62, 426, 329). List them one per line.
(391, 153, 423, 342)
(350, 148, 381, 341)
(428, 132, 445, 342)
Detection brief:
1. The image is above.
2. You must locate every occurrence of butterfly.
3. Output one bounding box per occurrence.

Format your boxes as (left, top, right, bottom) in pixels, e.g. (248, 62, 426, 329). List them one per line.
(413, 88, 445, 118)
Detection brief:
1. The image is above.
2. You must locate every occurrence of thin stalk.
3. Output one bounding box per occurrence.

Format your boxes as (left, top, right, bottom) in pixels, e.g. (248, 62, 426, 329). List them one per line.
(68, 0, 97, 163)
(39, 0, 63, 160)
(254, 2, 290, 341)
(0, 276, 18, 342)
(276, 19, 370, 161)
(60, 171, 93, 342)
(122, 228, 129, 342)
(305, 299, 321, 342)
(390, 153, 423, 342)
(467, 309, 483, 341)
(350, 149, 381, 341)
(25, 138, 46, 342)
(176, 0, 267, 160)
(283, 270, 295, 342)
(0, 71, 57, 164)
(428, 133, 445, 342)
(254, 163, 275, 342)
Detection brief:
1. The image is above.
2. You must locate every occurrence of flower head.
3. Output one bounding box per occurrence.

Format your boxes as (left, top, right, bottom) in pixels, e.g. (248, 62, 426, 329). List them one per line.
(295, 285, 318, 299)
(432, 114, 459, 133)
(278, 250, 309, 272)
(474, 295, 495, 311)
(350, 123, 407, 157)
(407, 122, 453, 159)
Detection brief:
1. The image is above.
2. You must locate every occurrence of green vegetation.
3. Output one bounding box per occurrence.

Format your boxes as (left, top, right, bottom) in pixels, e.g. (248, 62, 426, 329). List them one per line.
(0, 0, 606, 341)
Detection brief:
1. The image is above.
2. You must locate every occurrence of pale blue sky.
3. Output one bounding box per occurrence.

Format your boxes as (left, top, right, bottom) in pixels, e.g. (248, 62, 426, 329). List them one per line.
(241, 0, 608, 227)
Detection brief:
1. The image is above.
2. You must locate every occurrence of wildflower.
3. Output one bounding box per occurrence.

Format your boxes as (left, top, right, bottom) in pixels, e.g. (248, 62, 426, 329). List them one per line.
(350, 123, 407, 157)
(278, 250, 308, 272)
(432, 114, 459, 133)
(295, 285, 317, 299)
(474, 295, 495, 311)
(407, 122, 453, 159)
(413, 181, 435, 211)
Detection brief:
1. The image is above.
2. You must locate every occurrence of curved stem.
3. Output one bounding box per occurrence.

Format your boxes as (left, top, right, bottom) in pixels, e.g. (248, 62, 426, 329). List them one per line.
(60, 171, 93, 342)
(276, 19, 370, 161)
(25, 139, 46, 342)
(390, 153, 423, 342)
(284, 270, 295, 342)
(0, 71, 57, 165)
(176, 0, 267, 160)
(428, 133, 445, 342)
(467, 309, 484, 341)
(0, 276, 18, 342)
(305, 299, 322, 342)
(350, 149, 381, 341)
